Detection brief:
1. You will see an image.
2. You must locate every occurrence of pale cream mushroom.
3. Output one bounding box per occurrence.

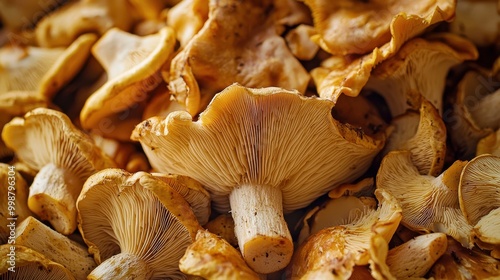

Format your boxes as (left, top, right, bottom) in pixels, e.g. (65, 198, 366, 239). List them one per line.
(80, 27, 176, 139)
(132, 84, 384, 273)
(377, 150, 474, 248)
(168, 0, 309, 116)
(1, 108, 115, 234)
(0, 245, 75, 279)
(302, 0, 455, 55)
(285, 189, 402, 279)
(386, 233, 448, 278)
(204, 213, 238, 247)
(152, 173, 211, 225)
(0, 163, 32, 244)
(15, 216, 96, 280)
(477, 129, 500, 156)
(179, 230, 262, 280)
(35, 0, 135, 48)
(0, 34, 96, 98)
(381, 99, 446, 176)
(77, 169, 202, 279)
(365, 34, 478, 116)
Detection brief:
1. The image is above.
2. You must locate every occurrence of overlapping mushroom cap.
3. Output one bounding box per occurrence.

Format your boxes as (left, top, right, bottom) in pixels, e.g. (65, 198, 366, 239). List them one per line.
(132, 83, 384, 273)
(77, 169, 202, 279)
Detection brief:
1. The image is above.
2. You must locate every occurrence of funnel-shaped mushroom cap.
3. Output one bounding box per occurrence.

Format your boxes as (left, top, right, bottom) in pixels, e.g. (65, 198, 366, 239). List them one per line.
(381, 99, 446, 176)
(459, 154, 500, 225)
(77, 169, 201, 279)
(429, 237, 500, 279)
(35, 0, 135, 47)
(0, 245, 75, 279)
(377, 151, 474, 248)
(0, 34, 96, 98)
(80, 27, 176, 131)
(179, 230, 261, 280)
(166, 0, 208, 47)
(2, 108, 115, 234)
(0, 163, 32, 244)
(168, 0, 310, 116)
(303, 0, 455, 55)
(132, 83, 384, 273)
(477, 129, 500, 156)
(286, 189, 402, 279)
(152, 173, 211, 225)
(386, 233, 447, 278)
(15, 216, 96, 280)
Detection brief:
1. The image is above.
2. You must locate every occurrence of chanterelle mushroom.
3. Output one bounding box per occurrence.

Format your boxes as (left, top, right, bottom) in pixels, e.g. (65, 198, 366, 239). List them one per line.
(132, 84, 384, 273)
(1, 108, 115, 235)
(77, 169, 201, 279)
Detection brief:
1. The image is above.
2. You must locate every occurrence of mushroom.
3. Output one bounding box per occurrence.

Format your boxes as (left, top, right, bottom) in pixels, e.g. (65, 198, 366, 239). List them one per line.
(285, 189, 402, 279)
(152, 173, 211, 225)
(0, 163, 32, 244)
(79, 27, 176, 137)
(15, 216, 96, 280)
(166, 0, 209, 47)
(376, 150, 474, 248)
(284, 24, 320, 61)
(168, 0, 310, 116)
(1, 108, 116, 234)
(386, 233, 448, 278)
(477, 129, 500, 156)
(35, 0, 135, 48)
(381, 99, 447, 176)
(179, 230, 262, 280)
(302, 0, 455, 55)
(204, 213, 238, 247)
(132, 84, 384, 273)
(0, 34, 97, 98)
(77, 169, 201, 279)
(91, 134, 150, 172)
(0, 245, 75, 279)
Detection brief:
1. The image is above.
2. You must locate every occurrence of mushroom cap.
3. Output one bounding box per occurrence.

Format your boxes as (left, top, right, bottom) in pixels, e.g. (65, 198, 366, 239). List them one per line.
(168, 0, 310, 115)
(179, 230, 261, 280)
(166, 0, 209, 47)
(0, 34, 96, 98)
(474, 207, 500, 245)
(303, 0, 455, 55)
(0, 245, 75, 279)
(477, 129, 500, 157)
(35, 0, 135, 48)
(80, 27, 176, 130)
(376, 150, 474, 248)
(285, 189, 402, 279)
(77, 169, 201, 278)
(459, 154, 500, 225)
(132, 83, 384, 213)
(203, 213, 238, 247)
(284, 24, 320, 61)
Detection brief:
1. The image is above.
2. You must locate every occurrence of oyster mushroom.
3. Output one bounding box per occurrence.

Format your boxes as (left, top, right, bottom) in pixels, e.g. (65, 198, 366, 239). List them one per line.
(376, 150, 473, 248)
(15, 216, 96, 280)
(77, 169, 202, 279)
(132, 84, 384, 273)
(0, 245, 74, 279)
(1, 108, 116, 234)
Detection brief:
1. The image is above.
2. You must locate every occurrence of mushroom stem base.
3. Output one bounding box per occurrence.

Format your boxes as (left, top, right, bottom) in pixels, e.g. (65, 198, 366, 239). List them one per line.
(229, 184, 293, 274)
(88, 253, 151, 280)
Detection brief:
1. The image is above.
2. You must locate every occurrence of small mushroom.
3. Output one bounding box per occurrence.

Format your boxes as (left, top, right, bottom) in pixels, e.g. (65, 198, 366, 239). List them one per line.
(15, 216, 96, 279)
(166, 0, 209, 47)
(0, 163, 32, 244)
(284, 24, 320, 61)
(376, 150, 473, 248)
(179, 230, 262, 280)
(132, 84, 384, 273)
(77, 169, 202, 279)
(204, 213, 238, 247)
(477, 129, 500, 156)
(0, 34, 96, 98)
(79, 27, 176, 136)
(0, 245, 75, 279)
(1, 108, 116, 234)
(285, 189, 402, 279)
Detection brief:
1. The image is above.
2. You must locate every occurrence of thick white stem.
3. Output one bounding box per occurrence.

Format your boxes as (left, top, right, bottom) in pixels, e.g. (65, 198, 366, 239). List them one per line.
(28, 163, 81, 235)
(229, 184, 293, 274)
(88, 253, 151, 280)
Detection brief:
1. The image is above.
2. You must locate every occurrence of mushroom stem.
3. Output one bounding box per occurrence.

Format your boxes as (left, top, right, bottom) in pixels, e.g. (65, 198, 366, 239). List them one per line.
(229, 184, 293, 274)
(28, 163, 81, 235)
(88, 253, 151, 280)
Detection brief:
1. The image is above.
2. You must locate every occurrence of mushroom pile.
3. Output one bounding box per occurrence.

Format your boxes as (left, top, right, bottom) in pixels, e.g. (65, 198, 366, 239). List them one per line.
(1, 0, 499, 279)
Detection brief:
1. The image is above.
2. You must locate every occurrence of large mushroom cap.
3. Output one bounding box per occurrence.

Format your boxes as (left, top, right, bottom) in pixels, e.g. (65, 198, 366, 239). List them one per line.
(77, 169, 201, 279)
(2, 108, 115, 234)
(132, 83, 384, 273)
